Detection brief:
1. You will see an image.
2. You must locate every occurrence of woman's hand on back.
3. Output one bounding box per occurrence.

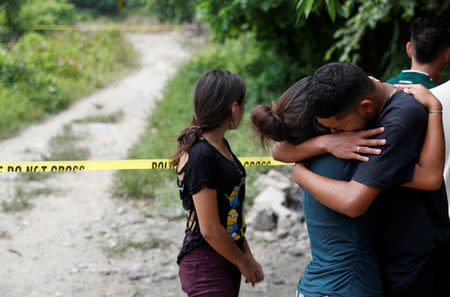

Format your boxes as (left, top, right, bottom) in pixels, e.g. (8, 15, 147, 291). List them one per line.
(394, 84, 442, 112)
(322, 127, 386, 162)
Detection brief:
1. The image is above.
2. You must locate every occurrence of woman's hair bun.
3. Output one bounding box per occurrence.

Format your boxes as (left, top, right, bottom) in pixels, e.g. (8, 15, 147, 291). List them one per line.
(251, 104, 287, 146)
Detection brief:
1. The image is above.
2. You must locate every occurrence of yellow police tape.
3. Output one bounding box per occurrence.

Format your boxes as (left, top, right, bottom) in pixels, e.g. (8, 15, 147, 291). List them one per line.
(0, 157, 293, 173)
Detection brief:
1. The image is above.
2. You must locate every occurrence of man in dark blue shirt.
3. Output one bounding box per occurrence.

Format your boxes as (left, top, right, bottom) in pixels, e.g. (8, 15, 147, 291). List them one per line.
(275, 62, 450, 297)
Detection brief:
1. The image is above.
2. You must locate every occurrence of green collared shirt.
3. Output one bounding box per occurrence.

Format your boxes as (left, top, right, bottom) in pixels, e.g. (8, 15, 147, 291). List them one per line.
(386, 70, 438, 89)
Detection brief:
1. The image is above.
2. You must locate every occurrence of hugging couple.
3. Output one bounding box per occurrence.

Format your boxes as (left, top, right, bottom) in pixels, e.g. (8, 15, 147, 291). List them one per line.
(252, 62, 450, 297)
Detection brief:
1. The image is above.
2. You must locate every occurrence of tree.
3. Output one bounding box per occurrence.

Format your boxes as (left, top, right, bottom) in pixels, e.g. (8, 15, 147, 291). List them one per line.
(198, 0, 450, 80)
(0, 0, 25, 41)
(197, 0, 344, 82)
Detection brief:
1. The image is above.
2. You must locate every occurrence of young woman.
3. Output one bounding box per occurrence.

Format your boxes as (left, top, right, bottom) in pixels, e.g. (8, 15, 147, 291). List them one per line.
(251, 77, 444, 297)
(172, 70, 263, 297)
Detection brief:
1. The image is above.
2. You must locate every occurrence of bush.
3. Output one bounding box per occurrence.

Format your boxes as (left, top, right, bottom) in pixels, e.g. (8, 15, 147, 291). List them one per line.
(188, 34, 298, 106)
(197, 0, 450, 81)
(70, 0, 118, 15)
(71, 0, 197, 23)
(18, 0, 75, 30)
(138, 0, 197, 23)
(0, 0, 25, 41)
(0, 29, 136, 139)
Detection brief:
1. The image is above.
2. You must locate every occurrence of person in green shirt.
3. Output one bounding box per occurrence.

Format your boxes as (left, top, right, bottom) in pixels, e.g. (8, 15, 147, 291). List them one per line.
(387, 13, 449, 88)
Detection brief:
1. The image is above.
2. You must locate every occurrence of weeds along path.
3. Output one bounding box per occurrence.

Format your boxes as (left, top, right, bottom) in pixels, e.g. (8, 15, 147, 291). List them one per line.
(0, 32, 194, 297)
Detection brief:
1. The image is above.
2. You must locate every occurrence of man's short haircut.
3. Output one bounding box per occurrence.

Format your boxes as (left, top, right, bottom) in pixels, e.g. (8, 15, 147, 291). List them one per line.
(309, 62, 374, 119)
(410, 13, 449, 64)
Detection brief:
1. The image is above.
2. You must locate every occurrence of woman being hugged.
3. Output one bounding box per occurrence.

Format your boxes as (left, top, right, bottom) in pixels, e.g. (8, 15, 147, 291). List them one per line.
(251, 76, 444, 297)
(172, 70, 263, 297)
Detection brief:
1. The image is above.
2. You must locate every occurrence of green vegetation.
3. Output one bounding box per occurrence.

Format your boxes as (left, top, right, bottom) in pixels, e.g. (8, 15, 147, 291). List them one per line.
(0, 0, 76, 41)
(1, 185, 59, 212)
(42, 124, 90, 161)
(0, 230, 11, 239)
(0, 29, 136, 139)
(198, 0, 450, 80)
(104, 233, 170, 256)
(135, 0, 197, 23)
(2, 187, 32, 212)
(20, 171, 57, 181)
(18, 124, 90, 182)
(69, 0, 196, 23)
(72, 111, 124, 124)
(19, 0, 76, 30)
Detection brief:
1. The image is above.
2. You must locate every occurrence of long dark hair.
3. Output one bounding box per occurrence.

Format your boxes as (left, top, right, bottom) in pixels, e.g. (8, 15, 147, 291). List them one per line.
(251, 76, 323, 149)
(172, 70, 246, 166)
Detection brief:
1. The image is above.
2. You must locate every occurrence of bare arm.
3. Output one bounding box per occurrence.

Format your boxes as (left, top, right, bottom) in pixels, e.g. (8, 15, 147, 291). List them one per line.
(272, 136, 327, 163)
(193, 188, 262, 285)
(241, 237, 264, 285)
(396, 84, 445, 190)
(291, 86, 444, 218)
(292, 163, 380, 218)
(289, 85, 445, 219)
(272, 128, 386, 163)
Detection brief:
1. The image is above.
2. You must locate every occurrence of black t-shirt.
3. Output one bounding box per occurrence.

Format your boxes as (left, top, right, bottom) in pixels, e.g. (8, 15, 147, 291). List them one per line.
(176, 138, 246, 264)
(352, 92, 450, 295)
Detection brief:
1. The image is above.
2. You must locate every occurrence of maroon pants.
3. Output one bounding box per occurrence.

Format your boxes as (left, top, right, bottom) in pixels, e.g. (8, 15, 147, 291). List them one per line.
(179, 244, 242, 297)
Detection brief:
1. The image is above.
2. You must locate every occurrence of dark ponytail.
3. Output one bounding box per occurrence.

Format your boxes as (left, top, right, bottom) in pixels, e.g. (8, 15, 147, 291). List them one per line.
(172, 70, 246, 167)
(251, 103, 287, 147)
(251, 76, 321, 149)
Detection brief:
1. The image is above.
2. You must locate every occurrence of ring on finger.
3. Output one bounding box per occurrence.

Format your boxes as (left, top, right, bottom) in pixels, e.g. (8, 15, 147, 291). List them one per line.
(356, 146, 361, 153)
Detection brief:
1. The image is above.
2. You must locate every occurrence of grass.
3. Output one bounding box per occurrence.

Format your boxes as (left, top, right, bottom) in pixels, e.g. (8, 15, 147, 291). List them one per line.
(20, 172, 57, 181)
(0, 29, 137, 140)
(41, 124, 90, 161)
(93, 103, 104, 110)
(72, 110, 124, 124)
(2, 187, 32, 212)
(0, 230, 11, 239)
(18, 124, 90, 181)
(27, 186, 58, 197)
(1, 196, 31, 212)
(103, 233, 169, 257)
(1, 185, 59, 212)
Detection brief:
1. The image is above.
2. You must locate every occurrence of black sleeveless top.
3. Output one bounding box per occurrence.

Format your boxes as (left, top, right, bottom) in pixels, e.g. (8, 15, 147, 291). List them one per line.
(176, 138, 246, 264)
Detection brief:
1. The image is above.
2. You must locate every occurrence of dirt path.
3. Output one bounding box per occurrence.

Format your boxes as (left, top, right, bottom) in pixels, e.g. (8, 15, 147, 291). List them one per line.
(0, 31, 309, 297)
(0, 31, 194, 297)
